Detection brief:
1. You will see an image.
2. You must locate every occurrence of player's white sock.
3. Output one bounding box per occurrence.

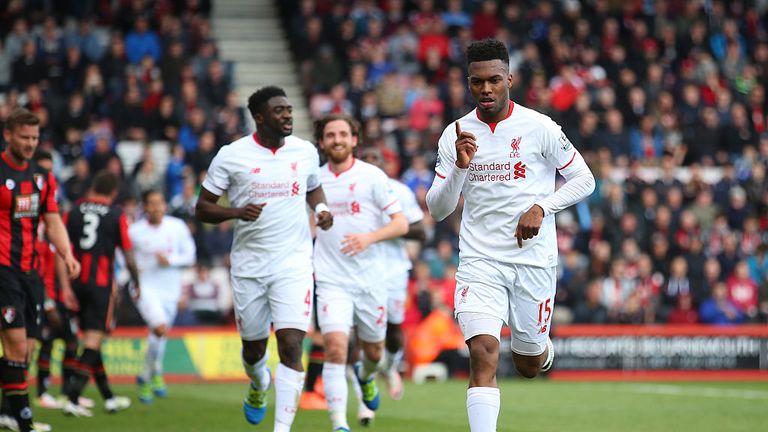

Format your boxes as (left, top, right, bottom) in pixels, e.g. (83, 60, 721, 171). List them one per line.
(360, 354, 383, 381)
(322, 363, 349, 430)
(384, 349, 403, 373)
(348, 367, 366, 410)
(467, 387, 500, 432)
(154, 335, 167, 376)
(142, 333, 159, 380)
(242, 351, 270, 390)
(274, 363, 304, 431)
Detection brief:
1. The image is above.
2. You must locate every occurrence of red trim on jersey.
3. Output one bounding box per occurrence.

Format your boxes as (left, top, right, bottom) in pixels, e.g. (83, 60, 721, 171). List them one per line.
(1, 152, 29, 171)
(96, 256, 110, 287)
(252, 133, 282, 155)
(382, 199, 399, 211)
(19, 181, 34, 272)
(0, 184, 11, 267)
(79, 252, 92, 284)
(83, 196, 112, 205)
(435, 171, 446, 179)
(118, 213, 132, 250)
(476, 101, 515, 133)
(44, 171, 59, 213)
(557, 152, 577, 170)
(329, 158, 356, 178)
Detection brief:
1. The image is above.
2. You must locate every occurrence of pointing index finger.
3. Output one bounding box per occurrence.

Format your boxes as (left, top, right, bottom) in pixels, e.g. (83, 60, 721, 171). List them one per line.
(455, 121, 461, 136)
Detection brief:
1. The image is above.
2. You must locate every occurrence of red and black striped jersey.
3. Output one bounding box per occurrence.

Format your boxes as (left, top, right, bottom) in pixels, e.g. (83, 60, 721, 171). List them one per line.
(65, 197, 132, 289)
(0, 152, 59, 272)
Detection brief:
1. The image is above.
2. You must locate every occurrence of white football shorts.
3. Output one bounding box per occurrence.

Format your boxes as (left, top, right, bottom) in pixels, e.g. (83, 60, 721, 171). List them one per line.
(136, 289, 179, 330)
(231, 266, 314, 341)
(316, 282, 387, 343)
(383, 271, 409, 325)
(455, 259, 556, 356)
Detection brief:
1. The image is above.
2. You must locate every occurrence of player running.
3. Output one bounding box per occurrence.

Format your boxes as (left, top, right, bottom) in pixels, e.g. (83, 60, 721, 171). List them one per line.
(196, 86, 333, 432)
(426, 39, 595, 432)
(313, 114, 408, 432)
(130, 189, 196, 403)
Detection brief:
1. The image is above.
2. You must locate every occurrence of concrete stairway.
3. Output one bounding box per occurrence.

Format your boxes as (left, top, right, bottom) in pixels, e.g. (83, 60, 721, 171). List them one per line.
(211, 0, 313, 140)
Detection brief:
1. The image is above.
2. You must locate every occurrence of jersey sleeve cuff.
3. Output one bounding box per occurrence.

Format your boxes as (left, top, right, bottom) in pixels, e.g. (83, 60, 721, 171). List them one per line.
(201, 179, 224, 196)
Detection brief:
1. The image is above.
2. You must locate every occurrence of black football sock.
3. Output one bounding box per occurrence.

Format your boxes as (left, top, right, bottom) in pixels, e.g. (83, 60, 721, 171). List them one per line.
(93, 350, 113, 400)
(305, 344, 324, 392)
(0, 358, 34, 432)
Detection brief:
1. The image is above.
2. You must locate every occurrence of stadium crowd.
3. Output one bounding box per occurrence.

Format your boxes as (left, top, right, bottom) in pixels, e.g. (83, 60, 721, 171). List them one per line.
(0, 0, 766, 329)
(277, 0, 768, 326)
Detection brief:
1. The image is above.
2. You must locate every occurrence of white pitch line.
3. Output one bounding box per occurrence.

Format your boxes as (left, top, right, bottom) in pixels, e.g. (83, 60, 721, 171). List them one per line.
(616, 384, 768, 400)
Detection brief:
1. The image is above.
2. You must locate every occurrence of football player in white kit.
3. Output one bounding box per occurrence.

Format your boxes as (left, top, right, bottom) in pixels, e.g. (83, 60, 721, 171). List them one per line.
(313, 114, 408, 432)
(130, 190, 196, 403)
(196, 86, 333, 432)
(426, 39, 595, 432)
(360, 148, 425, 403)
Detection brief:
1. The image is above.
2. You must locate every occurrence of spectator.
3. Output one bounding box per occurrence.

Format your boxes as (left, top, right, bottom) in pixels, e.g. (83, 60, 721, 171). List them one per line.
(11, 40, 47, 88)
(726, 260, 759, 319)
(63, 157, 91, 203)
(572, 279, 609, 324)
(125, 15, 162, 64)
(699, 282, 746, 325)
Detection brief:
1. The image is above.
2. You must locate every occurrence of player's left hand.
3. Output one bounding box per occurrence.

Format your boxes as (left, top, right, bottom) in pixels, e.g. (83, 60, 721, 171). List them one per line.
(316, 211, 333, 230)
(64, 255, 81, 279)
(515, 204, 544, 248)
(62, 286, 79, 311)
(157, 254, 170, 267)
(341, 233, 374, 256)
(131, 284, 141, 302)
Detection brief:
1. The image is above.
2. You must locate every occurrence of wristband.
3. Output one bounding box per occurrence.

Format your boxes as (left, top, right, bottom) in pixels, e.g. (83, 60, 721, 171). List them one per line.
(314, 203, 330, 214)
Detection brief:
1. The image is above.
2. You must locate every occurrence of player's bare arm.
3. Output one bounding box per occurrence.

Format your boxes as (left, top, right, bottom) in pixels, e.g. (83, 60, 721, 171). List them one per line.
(55, 253, 79, 311)
(403, 220, 426, 241)
(515, 204, 545, 248)
(195, 186, 266, 223)
(306, 185, 333, 230)
(341, 211, 408, 256)
(455, 121, 478, 169)
(44, 212, 81, 279)
(122, 248, 142, 301)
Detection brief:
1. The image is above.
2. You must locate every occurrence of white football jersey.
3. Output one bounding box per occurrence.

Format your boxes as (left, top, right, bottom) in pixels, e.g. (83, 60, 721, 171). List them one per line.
(380, 179, 423, 274)
(129, 216, 196, 302)
(433, 102, 583, 268)
(313, 159, 402, 289)
(202, 133, 320, 277)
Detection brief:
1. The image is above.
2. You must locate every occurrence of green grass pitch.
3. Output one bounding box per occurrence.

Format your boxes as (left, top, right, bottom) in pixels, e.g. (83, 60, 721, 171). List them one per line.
(33, 380, 768, 431)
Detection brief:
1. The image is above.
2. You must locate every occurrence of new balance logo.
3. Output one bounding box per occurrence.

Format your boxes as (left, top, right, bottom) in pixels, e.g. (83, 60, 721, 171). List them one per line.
(251, 167, 261, 174)
(513, 161, 526, 179)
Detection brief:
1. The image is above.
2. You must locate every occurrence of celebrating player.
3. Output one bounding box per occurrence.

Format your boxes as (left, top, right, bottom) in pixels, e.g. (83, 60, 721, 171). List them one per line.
(426, 39, 595, 432)
(313, 114, 408, 432)
(63, 170, 141, 417)
(0, 108, 80, 432)
(130, 189, 196, 403)
(196, 86, 332, 431)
